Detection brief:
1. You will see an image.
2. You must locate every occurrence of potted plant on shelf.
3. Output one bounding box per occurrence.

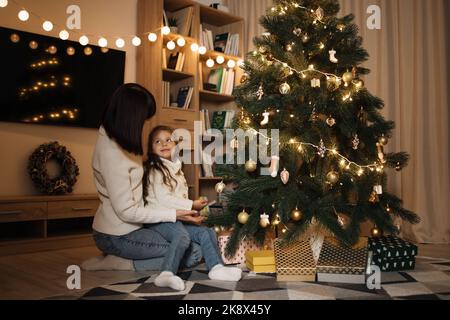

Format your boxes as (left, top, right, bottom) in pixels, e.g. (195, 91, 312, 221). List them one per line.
(168, 17, 178, 34)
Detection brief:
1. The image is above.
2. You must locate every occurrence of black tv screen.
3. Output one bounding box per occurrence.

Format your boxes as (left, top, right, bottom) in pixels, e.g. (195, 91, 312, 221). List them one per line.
(0, 26, 125, 129)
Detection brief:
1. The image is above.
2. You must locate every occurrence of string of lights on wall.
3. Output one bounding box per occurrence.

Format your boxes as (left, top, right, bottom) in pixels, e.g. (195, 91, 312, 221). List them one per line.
(0, 0, 243, 68)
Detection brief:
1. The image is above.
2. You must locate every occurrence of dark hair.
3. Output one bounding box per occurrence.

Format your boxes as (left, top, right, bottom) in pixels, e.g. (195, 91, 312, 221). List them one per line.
(102, 83, 157, 155)
(143, 126, 179, 206)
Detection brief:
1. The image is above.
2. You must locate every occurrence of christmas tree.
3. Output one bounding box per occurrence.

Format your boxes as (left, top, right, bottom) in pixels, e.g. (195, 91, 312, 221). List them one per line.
(209, 0, 420, 255)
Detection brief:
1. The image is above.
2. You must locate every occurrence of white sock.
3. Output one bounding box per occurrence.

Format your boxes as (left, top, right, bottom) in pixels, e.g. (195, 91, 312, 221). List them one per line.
(154, 271, 186, 291)
(81, 255, 134, 271)
(208, 264, 242, 282)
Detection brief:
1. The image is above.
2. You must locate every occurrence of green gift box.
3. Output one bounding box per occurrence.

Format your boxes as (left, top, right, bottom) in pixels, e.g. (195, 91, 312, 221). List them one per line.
(369, 236, 418, 272)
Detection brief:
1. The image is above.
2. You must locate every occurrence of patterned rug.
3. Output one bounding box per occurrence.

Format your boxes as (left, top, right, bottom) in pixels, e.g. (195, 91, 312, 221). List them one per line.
(51, 257, 450, 300)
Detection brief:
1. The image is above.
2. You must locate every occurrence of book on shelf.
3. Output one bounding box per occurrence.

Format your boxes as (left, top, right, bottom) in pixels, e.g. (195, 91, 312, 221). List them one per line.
(166, 52, 185, 71)
(167, 6, 194, 37)
(176, 86, 194, 109)
(206, 68, 235, 95)
(163, 10, 169, 27)
(214, 33, 229, 53)
(210, 110, 235, 130)
(162, 48, 168, 69)
(201, 150, 214, 178)
(211, 32, 240, 56)
(162, 81, 171, 107)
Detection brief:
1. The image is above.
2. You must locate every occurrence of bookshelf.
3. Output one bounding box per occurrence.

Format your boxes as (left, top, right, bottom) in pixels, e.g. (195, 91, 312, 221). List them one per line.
(137, 0, 244, 201)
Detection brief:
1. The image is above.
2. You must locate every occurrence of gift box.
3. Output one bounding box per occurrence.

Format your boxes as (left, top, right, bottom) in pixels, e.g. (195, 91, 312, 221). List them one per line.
(317, 237, 369, 284)
(274, 239, 316, 282)
(369, 236, 418, 272)
(245, 250, 276, 273)
(218, 234, 263, 265)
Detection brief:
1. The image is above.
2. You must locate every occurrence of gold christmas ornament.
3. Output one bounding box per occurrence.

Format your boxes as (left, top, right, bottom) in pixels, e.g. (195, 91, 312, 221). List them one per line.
(378, 135, 388, 146)
(245, 160, 257, 173)
(326, 171, 339, 185)
(291, 207, 303, 221)
(280, 168, 290, 184)
(215, 181, 226, 193)
(370, 226, 383, 238)
(240, 73, 249, 84)
(260, 213, 270, 228)
(48, 46, 58, 54)
(238, 210, 249, 224)
(66, 47, 76, 56)
(214, 226, 221, 234)
(10, 33, 20, 43)
(326, 116, 336, 127)
(342, 71, 354, 83)
(369, 190, 379, 203)
(279, 82, 291, 95)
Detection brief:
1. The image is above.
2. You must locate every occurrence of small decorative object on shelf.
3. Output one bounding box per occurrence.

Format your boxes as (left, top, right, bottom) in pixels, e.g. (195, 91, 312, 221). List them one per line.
(369, 236, 418, 272)
(316, 237, 369, 284)
(246, 250, 276, 273)
(274, 238, 316, 282)
(28, 142, 79, 195)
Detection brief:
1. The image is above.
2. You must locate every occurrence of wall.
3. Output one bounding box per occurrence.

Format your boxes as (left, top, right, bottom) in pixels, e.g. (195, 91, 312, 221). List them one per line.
(0, 0, 138, 196)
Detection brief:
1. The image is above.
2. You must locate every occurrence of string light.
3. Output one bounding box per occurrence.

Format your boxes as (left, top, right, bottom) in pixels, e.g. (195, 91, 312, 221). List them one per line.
(198, 46, 207, 55)
(148, 33, 157, 42)
(59, 30, 69, 40)
(206, 58, 215, 68)
(115, 38, 125, 48)
(0, 0, 8, 8)
(216, 55, 225, 64)
(42, 21, 53, 32)
(190, 43, 199, 52)
(166, 40, 176, 50)
(132, 36, 141, 46)
(176, 37, 186, 47)
(98, 37, 108, 48)
(18, 9, 29, 21)
(79, 35, 89, 46)
(161, 26, 171, 35)
(227, 60, 236, 69)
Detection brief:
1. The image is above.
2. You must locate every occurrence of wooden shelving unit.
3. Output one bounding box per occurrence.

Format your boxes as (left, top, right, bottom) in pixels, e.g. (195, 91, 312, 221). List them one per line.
(137, 0, 244, 201)
(0, 194, 98, 256)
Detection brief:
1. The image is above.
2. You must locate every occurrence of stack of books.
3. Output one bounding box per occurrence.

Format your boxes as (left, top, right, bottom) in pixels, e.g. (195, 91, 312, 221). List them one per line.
(175, 86, 194, 110)
(163, 50, 186, 72)
(206, 68, 235, 95)
(200, 28, 240, 56)
(210, 110, 235, 130)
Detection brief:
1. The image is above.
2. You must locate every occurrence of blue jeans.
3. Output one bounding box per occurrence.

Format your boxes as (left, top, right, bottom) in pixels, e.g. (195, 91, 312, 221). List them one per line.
(93, 226, 203, 272)
(146, 222, 224, 274)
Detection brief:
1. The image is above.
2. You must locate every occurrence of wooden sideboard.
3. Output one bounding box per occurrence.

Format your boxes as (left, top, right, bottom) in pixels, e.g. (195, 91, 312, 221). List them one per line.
(0, 194, 98, 256)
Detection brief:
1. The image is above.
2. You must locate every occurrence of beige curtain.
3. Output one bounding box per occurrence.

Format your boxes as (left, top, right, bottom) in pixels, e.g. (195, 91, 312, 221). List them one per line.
(224, 0, 450, 244)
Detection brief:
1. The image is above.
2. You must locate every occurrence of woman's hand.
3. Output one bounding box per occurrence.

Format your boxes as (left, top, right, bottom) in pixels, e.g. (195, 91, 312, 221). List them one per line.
(192, 199, 208, 211)
(177, 214, 205, 226)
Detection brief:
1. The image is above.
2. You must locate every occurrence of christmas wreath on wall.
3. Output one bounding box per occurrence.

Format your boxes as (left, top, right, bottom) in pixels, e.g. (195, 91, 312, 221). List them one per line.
(28, 142, 80, 195)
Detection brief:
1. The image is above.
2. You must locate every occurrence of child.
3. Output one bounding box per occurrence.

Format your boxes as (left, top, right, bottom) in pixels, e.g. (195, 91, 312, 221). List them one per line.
(142, 126, 242, 291)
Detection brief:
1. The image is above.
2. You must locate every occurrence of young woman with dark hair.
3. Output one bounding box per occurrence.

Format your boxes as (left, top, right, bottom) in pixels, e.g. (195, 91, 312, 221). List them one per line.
(83, 83, 204, 272)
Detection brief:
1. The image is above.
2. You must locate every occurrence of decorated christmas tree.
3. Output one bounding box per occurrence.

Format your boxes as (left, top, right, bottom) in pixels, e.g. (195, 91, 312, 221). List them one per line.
(209, 0, 420, 256)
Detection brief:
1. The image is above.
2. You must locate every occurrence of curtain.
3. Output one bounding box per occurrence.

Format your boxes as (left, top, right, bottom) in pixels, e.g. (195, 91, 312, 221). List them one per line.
(224, 0, 450, 244)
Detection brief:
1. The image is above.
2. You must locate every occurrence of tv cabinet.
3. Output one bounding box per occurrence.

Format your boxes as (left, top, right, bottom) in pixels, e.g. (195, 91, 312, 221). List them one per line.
(0, 194, 98, 256)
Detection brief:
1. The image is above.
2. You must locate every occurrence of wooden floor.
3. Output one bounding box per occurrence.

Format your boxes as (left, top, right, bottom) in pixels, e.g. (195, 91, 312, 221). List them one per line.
(0, 244, 449, 300)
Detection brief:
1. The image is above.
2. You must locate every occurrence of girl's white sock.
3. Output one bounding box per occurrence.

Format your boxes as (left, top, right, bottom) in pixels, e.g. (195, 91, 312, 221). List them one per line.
(208, 264, 242, 282)
(154, 271, 186, 291)
(81, 255, 134, 271)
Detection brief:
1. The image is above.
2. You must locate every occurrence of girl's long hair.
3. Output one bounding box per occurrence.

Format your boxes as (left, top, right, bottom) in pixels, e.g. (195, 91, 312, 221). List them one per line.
(143, 126, 179, 206)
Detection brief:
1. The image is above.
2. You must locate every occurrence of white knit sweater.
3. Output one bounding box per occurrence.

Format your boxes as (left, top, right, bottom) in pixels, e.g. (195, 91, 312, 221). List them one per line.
(144, 158, 194, 212)
(92, 127, 176, 236)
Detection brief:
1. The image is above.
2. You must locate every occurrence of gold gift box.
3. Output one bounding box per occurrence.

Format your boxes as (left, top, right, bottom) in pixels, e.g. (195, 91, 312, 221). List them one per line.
(316, 237, 369, 284)
(245, 250, 276, 273)
(274, 239, 316, 282)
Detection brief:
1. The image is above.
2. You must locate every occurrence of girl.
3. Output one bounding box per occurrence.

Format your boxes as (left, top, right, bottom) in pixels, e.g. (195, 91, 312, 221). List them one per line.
(143, 126, 242, 291)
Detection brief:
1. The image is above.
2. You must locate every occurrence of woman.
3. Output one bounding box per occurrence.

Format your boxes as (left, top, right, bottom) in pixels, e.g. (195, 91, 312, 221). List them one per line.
(82, 83, 203, 272)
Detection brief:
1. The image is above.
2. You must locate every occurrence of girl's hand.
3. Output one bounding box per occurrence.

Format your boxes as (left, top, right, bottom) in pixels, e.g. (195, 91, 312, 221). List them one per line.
(177, 215, 205, 226)
(192, 199, 208, 211)
(176, 210, 199, 218)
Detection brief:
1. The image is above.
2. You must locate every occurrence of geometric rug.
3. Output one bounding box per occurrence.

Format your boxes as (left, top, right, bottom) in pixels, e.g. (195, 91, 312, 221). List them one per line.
(49, 257, 450, 300)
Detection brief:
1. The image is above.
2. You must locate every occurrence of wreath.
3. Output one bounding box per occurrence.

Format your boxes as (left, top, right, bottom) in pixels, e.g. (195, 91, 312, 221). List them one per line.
(28, 142, 80, 195)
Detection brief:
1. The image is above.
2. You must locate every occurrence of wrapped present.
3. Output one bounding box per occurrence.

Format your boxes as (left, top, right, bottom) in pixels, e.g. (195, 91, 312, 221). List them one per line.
(218, 234, 262, 265)
(317, 237, 369, 284)
(369, 236, 418, 272)
(245, 250, 276, 273)
(274, 239, 316, 282)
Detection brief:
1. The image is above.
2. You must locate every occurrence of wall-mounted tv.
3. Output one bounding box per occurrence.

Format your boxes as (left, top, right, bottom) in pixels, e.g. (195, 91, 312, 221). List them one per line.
(0, 26, 125, 129)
